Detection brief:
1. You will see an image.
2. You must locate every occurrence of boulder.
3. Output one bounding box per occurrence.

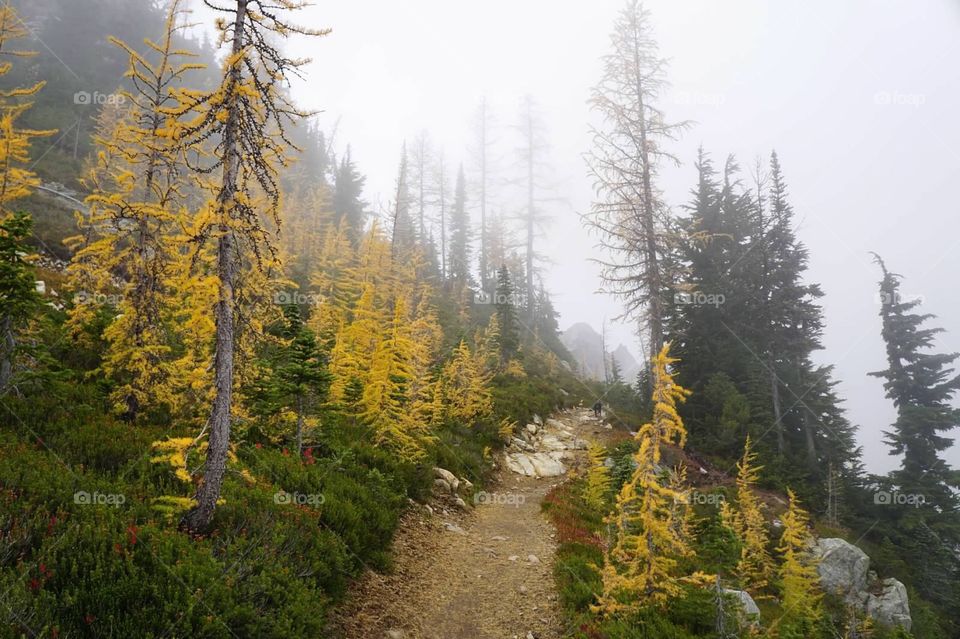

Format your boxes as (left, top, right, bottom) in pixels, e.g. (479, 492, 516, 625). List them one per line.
(527, 452, 566, 477)
(864, 578, 911, 631)
(433, 467, 459, 492)
(503, 452, 566, 477)
(723, 589, 760, 625)
(504, 453, 537, 476)
(812, 538, 870, 600)
(525, 423, 538, 436)
(511, 436, 535, 452)
(433, 478, 454, 494)
(540, 434, 567, 451)
(813, 538, 911, 631)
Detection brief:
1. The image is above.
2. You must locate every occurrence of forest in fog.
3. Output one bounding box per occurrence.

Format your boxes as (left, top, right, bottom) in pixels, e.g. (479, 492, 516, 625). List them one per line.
(0, 1, 957, 638)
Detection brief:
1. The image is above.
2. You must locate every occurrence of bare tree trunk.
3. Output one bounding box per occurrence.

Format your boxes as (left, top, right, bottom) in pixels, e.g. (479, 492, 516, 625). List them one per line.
(181, 0, 247, 535)
(0, 315, 14, 392)
(478, 97, 488, 289)
(632, 32, 663, 356)
(802, 407, 818, 473)
(525, 105, 535, 323)
(438, 156, 446, 279)
(768, 355, 784, 455)
(295, 394, 304, 457)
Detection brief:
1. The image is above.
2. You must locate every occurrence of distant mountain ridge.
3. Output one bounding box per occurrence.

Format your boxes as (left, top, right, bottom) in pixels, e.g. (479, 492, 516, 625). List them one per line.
(559, 322, 640, 382)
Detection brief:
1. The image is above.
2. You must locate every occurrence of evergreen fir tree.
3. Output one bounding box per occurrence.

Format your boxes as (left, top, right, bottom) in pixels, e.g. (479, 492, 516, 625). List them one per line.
(333, 147, 367, 243)
(448, 164, 471, 284)
(494, 265, 519, 358)
(247, 304, 331, 456)
(870, 255, 960, 536)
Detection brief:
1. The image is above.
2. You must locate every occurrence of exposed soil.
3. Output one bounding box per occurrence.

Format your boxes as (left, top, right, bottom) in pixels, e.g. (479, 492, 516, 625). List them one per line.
(328, 409, 607, 639)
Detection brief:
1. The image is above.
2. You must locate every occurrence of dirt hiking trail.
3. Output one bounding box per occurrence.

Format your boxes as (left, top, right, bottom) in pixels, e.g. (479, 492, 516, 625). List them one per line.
(329, 408, 613, 639)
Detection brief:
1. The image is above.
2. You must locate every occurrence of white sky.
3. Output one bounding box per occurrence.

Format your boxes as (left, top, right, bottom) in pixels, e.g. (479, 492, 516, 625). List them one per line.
(192, 0, 960, 473)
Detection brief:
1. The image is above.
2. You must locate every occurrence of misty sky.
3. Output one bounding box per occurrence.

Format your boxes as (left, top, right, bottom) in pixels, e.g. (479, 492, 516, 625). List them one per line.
(191, 0, 960, 473)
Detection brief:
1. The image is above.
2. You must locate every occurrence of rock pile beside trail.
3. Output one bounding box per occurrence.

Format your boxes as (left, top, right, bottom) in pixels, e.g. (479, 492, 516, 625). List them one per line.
(813, 538, 911, 631)
(503, 411, 592, 478)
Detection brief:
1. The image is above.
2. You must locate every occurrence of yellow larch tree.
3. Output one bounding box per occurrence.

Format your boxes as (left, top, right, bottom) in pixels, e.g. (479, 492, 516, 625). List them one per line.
(66, 0, 202, 420)
(328, 281, 383, 407)
(776, 489, 822, 626)
(721, 435, 776, 595)
(435, 339, 493, 425)
(0, 5, 55, 392)
(596, 343, 708, 613)
(361, 296, 434, 460)
(309, 217, 359, 348)
(165, 0, 328, 533)
(0, 5, 54, 214)
(584, 442, 612, 512)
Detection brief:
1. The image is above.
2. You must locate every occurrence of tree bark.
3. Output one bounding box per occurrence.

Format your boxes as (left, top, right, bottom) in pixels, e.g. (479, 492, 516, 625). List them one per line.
(0, 315, 14, 393)
(295, 394, 304, 457)
(768, 355, 784, 455)
(632, 28, 663, 357)
(180, 0, 247, 535)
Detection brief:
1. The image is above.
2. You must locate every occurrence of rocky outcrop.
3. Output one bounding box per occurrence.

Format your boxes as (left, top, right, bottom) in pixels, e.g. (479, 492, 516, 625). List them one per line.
(813, 538, 911, 631)
(864, 578, 911, 630)
(502, 410, 590, 478)
(813, 538, 870, 598)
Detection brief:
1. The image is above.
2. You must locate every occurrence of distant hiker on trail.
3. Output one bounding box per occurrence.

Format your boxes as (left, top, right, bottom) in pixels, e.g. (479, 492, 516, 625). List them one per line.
(592, 400, 602, 418)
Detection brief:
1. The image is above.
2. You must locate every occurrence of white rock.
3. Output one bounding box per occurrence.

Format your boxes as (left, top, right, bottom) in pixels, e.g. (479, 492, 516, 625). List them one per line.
(444, 522, 467, 535)
(454, 497, 468, 510)
(864, 578, 911, 631)
(527, 554, 540, 564)
(433, 478, 453, 493)
(386, 630, 406, 639)
(505, 452, 537, 476)
(525, 423, 538, 436)
(528, 452, 566, 477)
(433, 467, 459, 492)
(813, 538, 870, 600)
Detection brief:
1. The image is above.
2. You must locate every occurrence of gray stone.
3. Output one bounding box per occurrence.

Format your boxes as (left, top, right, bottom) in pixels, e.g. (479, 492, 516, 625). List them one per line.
(433, 467, 459, 492)
(864, 578, 911, 631)
(812, 538, 870, 599)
